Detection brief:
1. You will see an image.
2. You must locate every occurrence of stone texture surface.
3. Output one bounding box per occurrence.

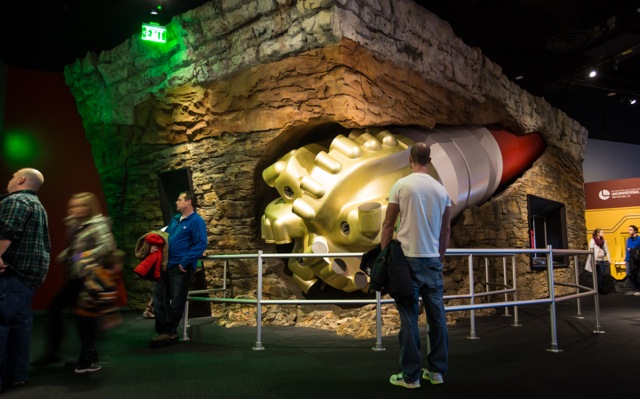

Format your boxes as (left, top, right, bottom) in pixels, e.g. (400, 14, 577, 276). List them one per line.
(64, 0, 588, 337)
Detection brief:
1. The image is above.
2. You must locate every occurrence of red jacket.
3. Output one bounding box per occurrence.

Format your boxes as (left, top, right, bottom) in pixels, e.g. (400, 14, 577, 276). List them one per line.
(133, 233, 165, 281)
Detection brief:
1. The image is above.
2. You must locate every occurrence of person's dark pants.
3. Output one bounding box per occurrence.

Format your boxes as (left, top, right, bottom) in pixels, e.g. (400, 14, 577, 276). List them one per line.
(0, 270, 36, 388)
(40, 278, 84, 359)
(595, 261, 608, 293)
(75, 315, 99, 367)
(627, 262, 640, 291)
(153, 267, 192, 336)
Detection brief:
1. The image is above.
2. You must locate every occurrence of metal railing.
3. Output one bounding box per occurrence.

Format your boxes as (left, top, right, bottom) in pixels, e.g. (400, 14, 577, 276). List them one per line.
(182, 246, 601, 352)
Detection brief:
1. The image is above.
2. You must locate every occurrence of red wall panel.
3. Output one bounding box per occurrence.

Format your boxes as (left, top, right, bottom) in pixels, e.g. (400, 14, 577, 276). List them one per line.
(1, 68, 107, 310)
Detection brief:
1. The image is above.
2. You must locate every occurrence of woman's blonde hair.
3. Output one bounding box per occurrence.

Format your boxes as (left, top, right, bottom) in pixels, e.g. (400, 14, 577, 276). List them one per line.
(70, 192, 102, 217)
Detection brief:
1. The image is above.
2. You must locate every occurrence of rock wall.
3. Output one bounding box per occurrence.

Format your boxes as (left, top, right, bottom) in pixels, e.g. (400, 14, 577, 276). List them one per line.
(64, 0, 588, 335)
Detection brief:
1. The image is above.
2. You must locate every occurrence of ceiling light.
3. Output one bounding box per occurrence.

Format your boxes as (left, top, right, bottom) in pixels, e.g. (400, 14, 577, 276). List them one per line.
(631, 99, 637, 105)
(151, 5, 162, 15)
(588, 70, 597, 78)
(514, 75, 524, 81)
(607, 92, 617, 97)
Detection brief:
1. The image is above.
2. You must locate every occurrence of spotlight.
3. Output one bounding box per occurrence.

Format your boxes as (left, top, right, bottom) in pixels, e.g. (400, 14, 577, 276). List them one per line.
(607, 92, 617, 97)
(588, 70, 597, 78)
(514, 75, 524, 81)
(150, 4, 162, 15)
(631, 98, 637, 105)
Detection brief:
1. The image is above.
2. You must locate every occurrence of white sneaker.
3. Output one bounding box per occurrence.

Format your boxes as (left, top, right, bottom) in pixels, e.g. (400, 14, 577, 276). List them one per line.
(422, 368, 444, 384)
(74, 363, 102, 374)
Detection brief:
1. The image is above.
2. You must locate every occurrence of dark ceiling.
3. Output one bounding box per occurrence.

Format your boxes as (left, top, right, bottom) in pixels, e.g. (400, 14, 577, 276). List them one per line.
(1, 0, 639, 144)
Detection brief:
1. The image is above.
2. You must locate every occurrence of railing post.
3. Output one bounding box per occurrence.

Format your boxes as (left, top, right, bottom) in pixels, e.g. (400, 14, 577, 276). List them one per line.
(467, 254, 479, 339)
(511, 254, 521, 327)
(546, 245, 562, 352)
(590, 253, 605, 334)
(222, 259, 229, 312)
(253, 250, 265, 350)
(223, 259, 228, 298)
(484, 257, 490, 296)
(181, 301, 190, 341)
(500, 257, 510, 317)
(372, 290, 386, 351)
(574, 254, 585, 319)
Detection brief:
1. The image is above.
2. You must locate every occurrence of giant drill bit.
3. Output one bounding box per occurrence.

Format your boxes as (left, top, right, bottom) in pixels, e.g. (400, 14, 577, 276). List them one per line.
(261, 125, 545, 294)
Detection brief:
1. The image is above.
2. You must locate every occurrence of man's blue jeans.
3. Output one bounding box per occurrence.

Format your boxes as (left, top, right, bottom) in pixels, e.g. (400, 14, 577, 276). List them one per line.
(0, 271, 35, 387)
(395, 257, 448, 382)
(153, 267, 192, 335)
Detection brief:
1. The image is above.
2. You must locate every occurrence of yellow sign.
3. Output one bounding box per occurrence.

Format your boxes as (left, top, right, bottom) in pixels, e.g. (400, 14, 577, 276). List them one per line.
(585, 178, 640, 280)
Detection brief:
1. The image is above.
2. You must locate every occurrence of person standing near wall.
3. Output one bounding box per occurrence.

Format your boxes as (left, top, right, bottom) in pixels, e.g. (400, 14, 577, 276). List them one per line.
(381, 143, 452, 389)
(151, 191, 207, 347)
(585, 228, 612, 294)
(0, 168, 50, 390)
(625, 225, 640, 295)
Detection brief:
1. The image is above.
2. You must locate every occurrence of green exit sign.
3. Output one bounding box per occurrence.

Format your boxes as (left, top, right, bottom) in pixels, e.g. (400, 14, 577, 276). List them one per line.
(142, 23, 167, 43)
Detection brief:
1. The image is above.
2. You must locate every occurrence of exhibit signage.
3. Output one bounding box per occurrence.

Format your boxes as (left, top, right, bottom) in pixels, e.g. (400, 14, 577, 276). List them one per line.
(142, 23, 167, 43)
(584, 177, 640, 209)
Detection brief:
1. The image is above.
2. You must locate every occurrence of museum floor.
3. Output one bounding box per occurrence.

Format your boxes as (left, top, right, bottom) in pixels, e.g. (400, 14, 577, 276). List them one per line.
(5, 292, 639, 399)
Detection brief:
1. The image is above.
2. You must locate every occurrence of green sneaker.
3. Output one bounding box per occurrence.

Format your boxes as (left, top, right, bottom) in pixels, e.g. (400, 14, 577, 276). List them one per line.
(422, 368, 444, 385)
(389, 372, 420, 389)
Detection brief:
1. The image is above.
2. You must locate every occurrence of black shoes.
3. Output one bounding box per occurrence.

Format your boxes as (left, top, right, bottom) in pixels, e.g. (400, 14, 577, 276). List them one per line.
(150, 333, 179, 347)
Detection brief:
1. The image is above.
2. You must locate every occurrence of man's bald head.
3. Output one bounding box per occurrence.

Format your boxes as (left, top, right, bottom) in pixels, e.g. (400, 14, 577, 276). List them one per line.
(409, 142, 431, 166)
(7, 168, 45, 193)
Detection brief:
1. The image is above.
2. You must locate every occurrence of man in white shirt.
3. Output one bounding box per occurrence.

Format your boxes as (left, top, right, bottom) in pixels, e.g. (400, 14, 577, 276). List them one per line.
(381, 143, 452, 389)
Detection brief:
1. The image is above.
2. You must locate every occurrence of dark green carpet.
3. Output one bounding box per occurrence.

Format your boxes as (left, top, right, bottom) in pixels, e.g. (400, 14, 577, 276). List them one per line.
(4, 293, 639, 399)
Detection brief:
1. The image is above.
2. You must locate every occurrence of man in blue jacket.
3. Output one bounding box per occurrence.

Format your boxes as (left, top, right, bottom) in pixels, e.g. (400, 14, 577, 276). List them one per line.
(151, 191, 207, 347)
(625, 225, 640, 295)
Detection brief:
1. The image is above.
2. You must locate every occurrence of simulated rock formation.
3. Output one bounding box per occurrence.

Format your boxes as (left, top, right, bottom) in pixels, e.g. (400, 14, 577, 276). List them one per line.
(64, 0, 588, 333)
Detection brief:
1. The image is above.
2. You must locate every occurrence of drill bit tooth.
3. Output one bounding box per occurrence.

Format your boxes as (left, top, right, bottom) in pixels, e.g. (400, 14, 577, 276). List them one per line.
(292, 198, 317, 220)
(329, 135, 363, 159)
(348, 131, 382, 152)
(262, 160, 287, 187)
(314, 151, 342, 174)
(300, 176, 326, 199)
